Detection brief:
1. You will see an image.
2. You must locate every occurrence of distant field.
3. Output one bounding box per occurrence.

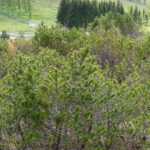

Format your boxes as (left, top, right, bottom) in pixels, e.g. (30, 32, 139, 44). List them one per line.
(97, 0, 146, 11)
(0, 0, 149, 33)
(32, 0, 60, 24)
(0, 13, 34, 33)
(0, 0, 60, 23)
(0, 0, 60, 32)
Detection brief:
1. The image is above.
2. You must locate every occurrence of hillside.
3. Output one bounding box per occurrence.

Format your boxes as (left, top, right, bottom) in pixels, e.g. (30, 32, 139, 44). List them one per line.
(0, 0, 149, 32)
(0, 0, 150, 149)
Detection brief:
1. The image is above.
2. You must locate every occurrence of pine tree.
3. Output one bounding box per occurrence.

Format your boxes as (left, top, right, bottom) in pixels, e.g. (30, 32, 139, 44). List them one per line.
(130, 6, 133, 16)
(120, 3, 124, 14)
(57, 0, 68, 25)
(133, 6, 138, 19)
(67, 0, 78, 28)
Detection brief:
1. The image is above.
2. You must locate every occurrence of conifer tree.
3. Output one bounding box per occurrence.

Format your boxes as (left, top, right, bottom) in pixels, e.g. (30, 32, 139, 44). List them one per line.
(130, 6, 133, 15)
(57, 0, 68, 26)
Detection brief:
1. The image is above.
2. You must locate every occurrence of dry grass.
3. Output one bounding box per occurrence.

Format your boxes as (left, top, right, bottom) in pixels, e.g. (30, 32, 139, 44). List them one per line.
(7, 40, 19, 57)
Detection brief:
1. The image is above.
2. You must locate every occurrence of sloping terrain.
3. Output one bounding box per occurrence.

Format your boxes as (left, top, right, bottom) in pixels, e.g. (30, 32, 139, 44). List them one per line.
(0, 0, 149, 32)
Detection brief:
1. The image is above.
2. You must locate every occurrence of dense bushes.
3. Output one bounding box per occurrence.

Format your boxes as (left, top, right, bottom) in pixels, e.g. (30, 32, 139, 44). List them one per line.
(88, 12, 140, 36)
(33, 24, 89, 55)
(0, 25, 150, 150)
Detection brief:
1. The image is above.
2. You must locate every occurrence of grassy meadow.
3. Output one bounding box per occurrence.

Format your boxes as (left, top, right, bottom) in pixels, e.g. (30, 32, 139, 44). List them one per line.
(0, 0, 60, 32)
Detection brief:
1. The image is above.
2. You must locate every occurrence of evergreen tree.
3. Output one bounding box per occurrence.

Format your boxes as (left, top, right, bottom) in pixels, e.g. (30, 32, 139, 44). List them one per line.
(57, 0, 68, 26)
(130, 6, 133, 15)
(67, 0, 78, 28)
(133, 6, 138, 19)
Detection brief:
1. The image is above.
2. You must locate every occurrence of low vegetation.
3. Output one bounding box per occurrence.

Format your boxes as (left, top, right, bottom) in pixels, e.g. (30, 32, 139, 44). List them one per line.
(0, 0, 150, 150)
(0, 20, 150, 149)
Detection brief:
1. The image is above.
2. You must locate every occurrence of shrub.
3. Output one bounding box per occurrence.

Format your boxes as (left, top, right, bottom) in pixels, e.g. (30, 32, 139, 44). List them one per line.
(33, 24, 88, 55)
(0, 30, 10, 40)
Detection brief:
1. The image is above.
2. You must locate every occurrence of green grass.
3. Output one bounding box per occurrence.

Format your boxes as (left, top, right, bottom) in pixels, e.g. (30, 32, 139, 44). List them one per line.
(0, 0, 60, 32)
(0, 0, 60, 23)
(31, 0, 60, 24)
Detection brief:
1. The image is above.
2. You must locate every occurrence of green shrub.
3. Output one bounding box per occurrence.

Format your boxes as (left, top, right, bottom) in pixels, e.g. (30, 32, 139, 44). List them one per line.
(33, 24, 88, 55)
(0, 30, 10, 40)
(88, 12, 141, 36)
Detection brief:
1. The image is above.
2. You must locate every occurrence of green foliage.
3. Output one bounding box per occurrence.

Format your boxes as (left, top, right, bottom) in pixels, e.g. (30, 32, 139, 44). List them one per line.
(115, 12, 139, 35)
(0, 31, 10, 40)
(33, 24, 88, 55)
(0, 24, 150, 150)
(0, 39, 7, 52)
(88, 11, 142, 36)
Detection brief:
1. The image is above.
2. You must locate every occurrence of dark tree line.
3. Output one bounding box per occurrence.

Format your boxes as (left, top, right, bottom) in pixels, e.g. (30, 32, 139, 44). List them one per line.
(57, 0, 125, 28)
